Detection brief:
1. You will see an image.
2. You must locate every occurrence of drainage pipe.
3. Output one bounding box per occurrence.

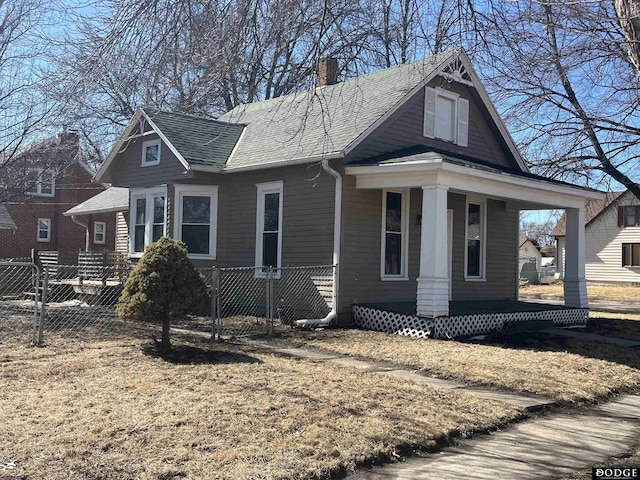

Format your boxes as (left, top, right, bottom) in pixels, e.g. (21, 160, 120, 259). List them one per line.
(70, 215, 90, 251)
(295, 159, 342, 327)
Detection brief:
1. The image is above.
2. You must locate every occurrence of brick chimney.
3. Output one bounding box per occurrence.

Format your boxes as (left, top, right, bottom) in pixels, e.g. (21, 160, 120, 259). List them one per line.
(317, 57, 339, 87)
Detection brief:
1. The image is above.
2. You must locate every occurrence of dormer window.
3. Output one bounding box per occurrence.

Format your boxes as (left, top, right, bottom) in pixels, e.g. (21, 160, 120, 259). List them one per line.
(423, 87, 469, 147)
(26, 169, 55, 197)
(142, 139, 161, 166)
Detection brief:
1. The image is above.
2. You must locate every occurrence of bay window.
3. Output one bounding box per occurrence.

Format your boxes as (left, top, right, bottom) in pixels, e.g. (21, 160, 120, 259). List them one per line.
(130, 187, 166, 255)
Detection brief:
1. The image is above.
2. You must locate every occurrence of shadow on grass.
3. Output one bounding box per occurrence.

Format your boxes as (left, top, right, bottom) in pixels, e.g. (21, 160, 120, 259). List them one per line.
(142, 342, 262, 365)
(473, 330, 640, 373)
(587, 317, 640, 343)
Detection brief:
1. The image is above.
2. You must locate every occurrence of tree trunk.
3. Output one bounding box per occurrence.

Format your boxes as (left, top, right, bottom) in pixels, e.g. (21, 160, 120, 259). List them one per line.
(161, 315, 171, 354)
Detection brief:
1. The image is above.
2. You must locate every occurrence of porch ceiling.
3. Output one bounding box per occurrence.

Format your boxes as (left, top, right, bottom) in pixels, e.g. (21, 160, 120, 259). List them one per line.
(345, 152, 604, 210)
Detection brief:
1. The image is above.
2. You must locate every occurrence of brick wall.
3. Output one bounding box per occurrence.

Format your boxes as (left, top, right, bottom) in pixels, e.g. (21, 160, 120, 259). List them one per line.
(0, 163, 116, 264)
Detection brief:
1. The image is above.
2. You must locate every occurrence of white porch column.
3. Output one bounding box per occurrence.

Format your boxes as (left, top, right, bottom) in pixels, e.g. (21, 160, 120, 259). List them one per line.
(564, 207, 588, 308)
(417, 185, 449, 317)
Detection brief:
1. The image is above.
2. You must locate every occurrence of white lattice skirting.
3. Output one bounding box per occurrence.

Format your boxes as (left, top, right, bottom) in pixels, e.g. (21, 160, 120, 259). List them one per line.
(352, 304, 588, 339)
(352, 305, 435, 339)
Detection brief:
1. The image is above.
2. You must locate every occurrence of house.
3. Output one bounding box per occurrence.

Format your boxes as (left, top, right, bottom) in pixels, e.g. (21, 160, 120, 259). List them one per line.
(553, 189, 640, 284)
(0, 131, 116, 263)
(0, 205, 16, 232)
(519, 235, 542, 270)
(88, 49, 603, 336)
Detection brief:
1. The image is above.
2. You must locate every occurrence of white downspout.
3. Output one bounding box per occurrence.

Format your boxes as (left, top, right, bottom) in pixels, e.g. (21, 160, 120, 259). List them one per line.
(70, 215, 90, 251)
(295, 159, 342, 327)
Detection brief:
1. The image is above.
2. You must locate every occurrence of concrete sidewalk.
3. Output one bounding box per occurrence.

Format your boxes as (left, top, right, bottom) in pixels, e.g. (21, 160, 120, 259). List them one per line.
(348, 394, 640, 479)
(252, 340, 640, 479)
(262, 343, 555, 411)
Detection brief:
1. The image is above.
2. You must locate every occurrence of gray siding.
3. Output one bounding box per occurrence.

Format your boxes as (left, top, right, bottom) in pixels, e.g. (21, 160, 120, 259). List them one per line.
(338, 182, 519, 317)
(110, 132, 186, 188)
(450, 196, 519, 300)
(347, 80, 515, 170)
(183, 163, 335, 269)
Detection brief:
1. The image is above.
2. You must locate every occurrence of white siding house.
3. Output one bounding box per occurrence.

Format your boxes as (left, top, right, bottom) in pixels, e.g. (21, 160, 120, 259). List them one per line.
(554, 190, 640, 283)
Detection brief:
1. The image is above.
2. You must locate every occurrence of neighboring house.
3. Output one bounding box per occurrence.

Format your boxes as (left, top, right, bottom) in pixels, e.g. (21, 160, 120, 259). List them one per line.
(0, 205, 16, 232)
(540, 245, 556, 267)
(89, 49, 602, 325)
(0, 131, 116, 263)
(553, 190, 640, 283)
(519, 235, 542, 272)
(63, 187, 130, 255)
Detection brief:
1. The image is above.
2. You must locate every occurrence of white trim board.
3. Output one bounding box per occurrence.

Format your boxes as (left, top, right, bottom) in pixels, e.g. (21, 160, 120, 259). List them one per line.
(345, 161, 603, 209)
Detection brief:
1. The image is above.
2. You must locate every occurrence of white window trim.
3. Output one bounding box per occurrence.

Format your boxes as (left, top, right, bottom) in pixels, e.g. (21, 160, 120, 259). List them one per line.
(37, 218, 51, 242)
(26, 169, 55, 198)
(464, 196, 487, 281)
(141, 139, 161, 167)
(381, 188, 410, 281)
(423, 87, 469, 147)
(94, 221, 106, 244)
(255, 181, 283, 279)
(129, 186, 167, 258)
(173, 184, 218, 260)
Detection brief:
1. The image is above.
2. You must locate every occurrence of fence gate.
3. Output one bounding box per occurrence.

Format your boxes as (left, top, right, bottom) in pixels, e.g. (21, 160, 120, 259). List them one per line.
(0, 262, 43, 346)
(212, 265, 335, 339)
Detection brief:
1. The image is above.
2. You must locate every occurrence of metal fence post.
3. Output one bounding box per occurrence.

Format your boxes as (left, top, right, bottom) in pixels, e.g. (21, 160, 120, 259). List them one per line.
(211, 266, 218, 340)
(215, 267, 222, 341)
(265, 266, 274, 336)
(34, 267, 47, 346)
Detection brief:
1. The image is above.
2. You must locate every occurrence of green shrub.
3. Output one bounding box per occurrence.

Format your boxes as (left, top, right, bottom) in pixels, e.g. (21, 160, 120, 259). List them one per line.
(117, 237, 209, 352)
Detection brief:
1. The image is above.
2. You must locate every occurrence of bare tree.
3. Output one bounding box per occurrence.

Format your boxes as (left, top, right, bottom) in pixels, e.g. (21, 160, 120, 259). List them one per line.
(614, 0, 640, 74)
(0, 0, 69, 202)
(471, 0, 640, 199)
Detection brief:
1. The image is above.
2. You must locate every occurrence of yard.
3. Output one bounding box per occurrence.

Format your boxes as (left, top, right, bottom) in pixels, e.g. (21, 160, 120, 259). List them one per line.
(520, 282, 640, 302)
(0, 333, 519, 480)
(276, 325, 640, 404)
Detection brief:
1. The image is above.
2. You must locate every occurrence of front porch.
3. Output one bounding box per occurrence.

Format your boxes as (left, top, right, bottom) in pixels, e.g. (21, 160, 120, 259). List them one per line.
(352, 300, 588, 339)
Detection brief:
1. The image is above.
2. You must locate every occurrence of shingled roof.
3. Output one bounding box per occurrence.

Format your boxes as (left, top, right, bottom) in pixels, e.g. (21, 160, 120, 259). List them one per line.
(145, 109, 245, 168)
(218, 50, 457, 169)
(64, 187, 129, 216)
(0, 205, 16, 230)
(551, 191, 623, 236)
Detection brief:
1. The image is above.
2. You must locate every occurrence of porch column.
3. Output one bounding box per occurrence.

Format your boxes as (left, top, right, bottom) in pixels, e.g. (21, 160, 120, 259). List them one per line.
(564, 207, 588, 308)
(417, 185, 449, 317)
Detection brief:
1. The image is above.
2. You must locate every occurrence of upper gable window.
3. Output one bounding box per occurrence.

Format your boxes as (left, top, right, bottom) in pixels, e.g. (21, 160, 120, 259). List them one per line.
(621, 206, 640, 227)
(141, 139, 161, 167)
(26, 169, 55, 197)
(423, 87, 469, 147)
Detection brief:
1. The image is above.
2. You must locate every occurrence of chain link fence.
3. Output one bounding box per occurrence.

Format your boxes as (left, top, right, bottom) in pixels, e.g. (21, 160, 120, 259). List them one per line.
(0, 262, 42, 347)
(213, 265, 335, 339)
(1, 260, 334, 346)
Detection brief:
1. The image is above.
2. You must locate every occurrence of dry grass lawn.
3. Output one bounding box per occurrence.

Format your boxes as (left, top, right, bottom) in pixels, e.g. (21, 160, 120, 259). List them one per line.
(588, 311, 640, 342)
(520, 283, 640, 302)
(0, 334, 520, 480)
(277, 330, 640, 404)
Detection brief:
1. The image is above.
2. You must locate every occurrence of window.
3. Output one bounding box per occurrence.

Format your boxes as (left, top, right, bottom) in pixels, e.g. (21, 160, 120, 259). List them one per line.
(255, 181, 283, 275)
(37, 218, 51, 242)
(141, 139, 161, 166)
(622, 206, 640, 227)
(26, 169, 55, 197)
(423, 86, 469, 147)
(129, 187, 166, 255)
(94, 222, 106, 244)
(381, 189, 409, 280)
(174, 185, 218, 258)
(465, 198, 486, 280)
(623, 243, 640, 267)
